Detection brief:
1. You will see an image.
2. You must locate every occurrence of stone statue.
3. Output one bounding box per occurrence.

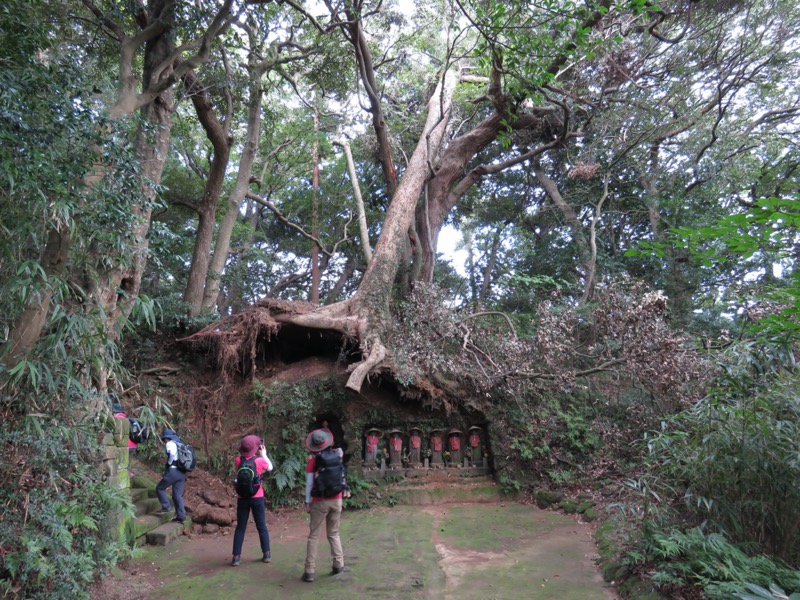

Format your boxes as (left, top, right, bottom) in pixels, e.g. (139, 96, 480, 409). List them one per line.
(429, 429, 444, 466)
(388, 429, 404, 468)
(408, 427, 422, 467)
(448, 429, 463, 466)
(468, 426, 483, 466)
(364, 427, 382, 468)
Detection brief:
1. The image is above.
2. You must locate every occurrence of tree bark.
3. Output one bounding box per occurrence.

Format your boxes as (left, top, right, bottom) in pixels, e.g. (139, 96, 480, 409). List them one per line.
(479, 226, 503, 305)
(532, 157, 594, 288)
(334, 137, 372, 264)
(415, 112, 504, 281)
(202, 70, 264, 309)
(182, 68, 232, 316)
(310, 108, 321, 304)
(353, 69, 459, 314)
(266, 68, 460, 392)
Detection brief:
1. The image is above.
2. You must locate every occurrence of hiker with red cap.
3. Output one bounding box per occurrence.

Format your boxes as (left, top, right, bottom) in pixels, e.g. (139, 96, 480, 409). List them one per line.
(301, 428, 346, 582)
(230, 434, 274, 567)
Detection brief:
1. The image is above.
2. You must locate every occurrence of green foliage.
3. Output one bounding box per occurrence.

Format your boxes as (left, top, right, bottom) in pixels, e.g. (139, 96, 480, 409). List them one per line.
(263, 443, 307, 507)
(637, 528, 800, 599)
(736, 582, 800, 600)
(246, 376, 348, 506)
(0, 421, 133, 599)
(0, 15, 143, 590)
(642, 363, 800, 565)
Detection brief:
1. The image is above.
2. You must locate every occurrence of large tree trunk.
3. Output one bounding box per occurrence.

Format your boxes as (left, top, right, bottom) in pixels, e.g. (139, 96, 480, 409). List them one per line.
(334, 137, 372, 264)
(310, 108, 321, 305)
(202, 72, 264, 310)
(86, 34, 176, 392)
(415, 112, 504, 281)
(182, 69, 232, 316)
(271, 68, 460, 392)
(353, 69, 459, 313)
(532, 157, 594, 295)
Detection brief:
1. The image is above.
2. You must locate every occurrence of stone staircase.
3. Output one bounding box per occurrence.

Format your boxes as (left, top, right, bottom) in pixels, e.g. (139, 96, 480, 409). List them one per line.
(379, 471, 511, 505)
(128, 471, 192, 546)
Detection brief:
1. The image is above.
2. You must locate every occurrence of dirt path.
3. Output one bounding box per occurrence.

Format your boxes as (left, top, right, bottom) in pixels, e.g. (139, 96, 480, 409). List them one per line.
(92, 502, 617, 600)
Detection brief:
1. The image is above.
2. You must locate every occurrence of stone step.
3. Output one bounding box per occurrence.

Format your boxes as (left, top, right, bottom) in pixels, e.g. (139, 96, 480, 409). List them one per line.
(131, 487, 150, 503)
(363, 466, 492, 481)
(389, 473, 494, 486)
(131, 512, 174, 546)
(134, 497, 162, 518)
(145, 518, 192, 546)
(131, 474, 158, 490)
(386, 482, 510, 506)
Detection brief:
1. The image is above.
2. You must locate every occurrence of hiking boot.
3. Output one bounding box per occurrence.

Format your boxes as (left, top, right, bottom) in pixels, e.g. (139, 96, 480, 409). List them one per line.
(171, 517, 185, 524)
(231, 556, 241, 567)
(301, 572, 314, 582)
(262, 551, 271, 563)
(331, 566, 344, 575)
(156, 508, 170, 515)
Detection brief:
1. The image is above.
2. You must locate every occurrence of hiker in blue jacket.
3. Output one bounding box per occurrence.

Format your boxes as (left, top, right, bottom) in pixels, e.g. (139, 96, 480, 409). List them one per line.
(156, 429, 186, 524)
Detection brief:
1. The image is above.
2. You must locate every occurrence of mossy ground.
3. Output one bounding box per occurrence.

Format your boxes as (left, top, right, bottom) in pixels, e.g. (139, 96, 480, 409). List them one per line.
(107, 503, 616, 600)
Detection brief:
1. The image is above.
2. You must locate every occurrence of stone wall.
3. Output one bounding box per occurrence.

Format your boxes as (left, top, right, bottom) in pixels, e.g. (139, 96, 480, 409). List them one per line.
(99, 416, 132, 542)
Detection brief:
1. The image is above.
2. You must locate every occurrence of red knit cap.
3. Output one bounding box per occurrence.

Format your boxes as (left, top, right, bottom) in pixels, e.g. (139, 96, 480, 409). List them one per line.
(239, 435, 261, 456)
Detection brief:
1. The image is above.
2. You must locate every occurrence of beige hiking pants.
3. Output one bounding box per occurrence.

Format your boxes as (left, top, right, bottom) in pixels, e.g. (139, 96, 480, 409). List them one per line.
(304, 497, 344, 574)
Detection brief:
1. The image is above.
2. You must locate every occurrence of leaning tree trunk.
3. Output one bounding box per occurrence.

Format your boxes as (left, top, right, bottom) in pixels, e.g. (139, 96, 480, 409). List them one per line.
(3, 225, 71, 365)
(274, 68, 460, 392)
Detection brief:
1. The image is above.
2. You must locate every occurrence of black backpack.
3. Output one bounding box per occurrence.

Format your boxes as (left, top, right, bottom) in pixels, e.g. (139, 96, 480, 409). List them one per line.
(234, 456, 262, 498)
(312, 449, 345, 498)
(174, 441, 196, 472)
(128, 418, 150, 444)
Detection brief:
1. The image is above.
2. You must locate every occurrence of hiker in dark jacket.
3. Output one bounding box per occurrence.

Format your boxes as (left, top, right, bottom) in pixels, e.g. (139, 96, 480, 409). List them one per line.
(155, 429, 186, 524)
(231, 435, 274, 566)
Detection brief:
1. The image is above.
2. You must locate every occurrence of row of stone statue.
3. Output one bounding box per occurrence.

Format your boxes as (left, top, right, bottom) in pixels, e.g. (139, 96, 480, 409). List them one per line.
(363, 426, 487, 469)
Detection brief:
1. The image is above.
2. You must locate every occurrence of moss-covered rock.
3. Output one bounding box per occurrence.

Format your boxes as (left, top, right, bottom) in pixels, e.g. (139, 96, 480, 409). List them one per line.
(558, 499, 579, 514)
(582, 508, 599, 521)
(577, 500, 595, 513)
(534, 488, 564, 509)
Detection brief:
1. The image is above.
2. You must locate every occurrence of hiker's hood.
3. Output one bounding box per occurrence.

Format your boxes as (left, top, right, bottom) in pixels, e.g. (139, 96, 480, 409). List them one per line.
(161, 429, 179, 442)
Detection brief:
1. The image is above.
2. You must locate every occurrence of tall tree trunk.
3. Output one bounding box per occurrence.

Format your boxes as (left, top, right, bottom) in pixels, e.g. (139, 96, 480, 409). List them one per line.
(202, 71, 264, 309)
(353, 69, 459, 313)
(415, 112, 504, 281)
(343, 14, 397, 199)
(86, 44, 176, 393)
(182, 69, 232, 316)
(334, 137, 372, 264)
(532, 157, 594, 294)
(271, 68, 460, 392)
(478, 226, 503, 305)
(310, 108, 321, 304)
